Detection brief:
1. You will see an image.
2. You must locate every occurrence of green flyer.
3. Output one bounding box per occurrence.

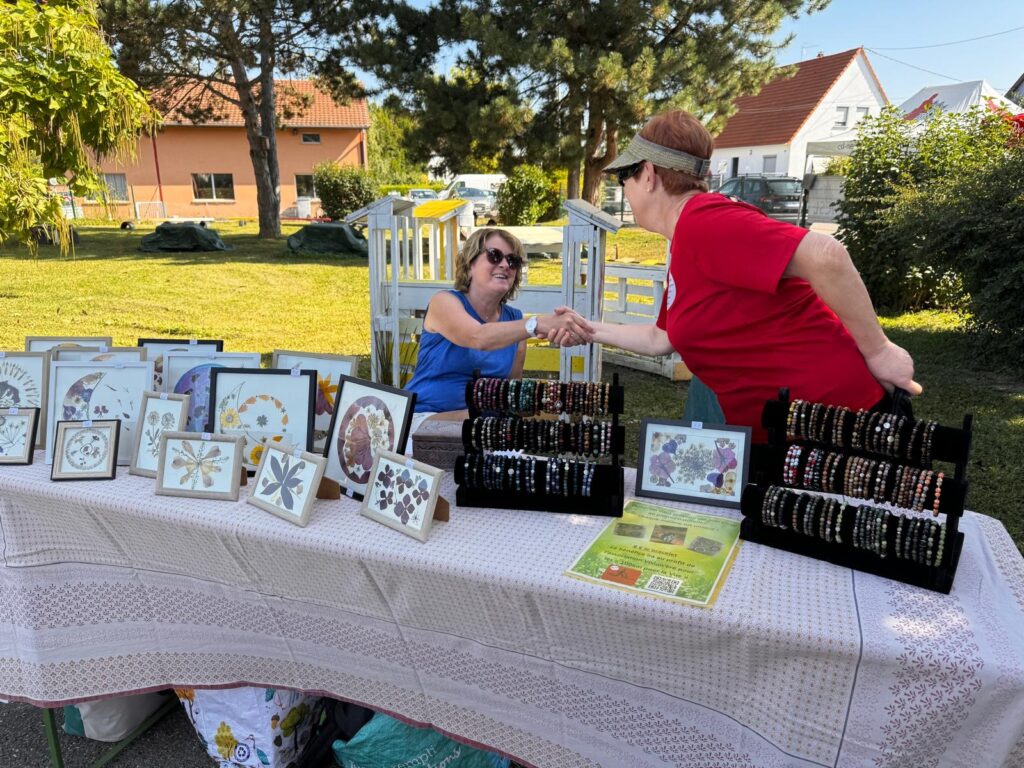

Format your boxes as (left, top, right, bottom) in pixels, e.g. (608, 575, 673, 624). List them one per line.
(566, 499, 741, 607)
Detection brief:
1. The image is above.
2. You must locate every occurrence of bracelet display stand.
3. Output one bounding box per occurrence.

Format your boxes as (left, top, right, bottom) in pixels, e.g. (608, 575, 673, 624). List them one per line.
(454, 373, 625, 517)
(740, 389, 972, 593)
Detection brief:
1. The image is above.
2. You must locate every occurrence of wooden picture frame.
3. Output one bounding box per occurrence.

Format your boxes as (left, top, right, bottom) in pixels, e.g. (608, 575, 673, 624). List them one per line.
(323, 375, 416, 501)
(25, 336, 114, 353)
(360, 450, 443, 542)
(635, 419, 752, 509)
(162, 350, 261, 431)
(45, 360, 154, 466)
(270, 350, 358, 452)
(51, 419, 120, 480)
(137, 338, 224, 390)
(155, 431, 245, 501)
(207, 367, 317, 471)
(51, 346, 148, 363)
(129, 391, 190, 478)
(247, 442, 326, 527)
(0, 407, 41, 465)
(0, 351, 48, 451)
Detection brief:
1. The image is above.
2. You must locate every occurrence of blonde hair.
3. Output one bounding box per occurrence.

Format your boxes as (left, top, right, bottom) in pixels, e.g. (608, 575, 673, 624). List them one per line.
(454, 228, 525, 303)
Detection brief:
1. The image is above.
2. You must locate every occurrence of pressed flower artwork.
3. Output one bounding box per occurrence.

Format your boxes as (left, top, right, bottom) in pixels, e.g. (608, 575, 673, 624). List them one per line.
(156, 432, 244, 500)
(248, 444, 326, 526)
(0, 408, 39, 464)
(636, 420, 751, 509)
(163, 352, 260, 431)
(137, 339, 224, 390)
(0, 358, 43, 409)
(270, 351, 356, 451)
(360, 450, 443, 541)
(51, 419, 120, 480)
(129, 392, 189, 477)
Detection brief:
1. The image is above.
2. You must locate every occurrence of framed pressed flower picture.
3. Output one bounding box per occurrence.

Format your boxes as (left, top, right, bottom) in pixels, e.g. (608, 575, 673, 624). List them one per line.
(635, 419, 751, 509)
(0, 407, 41, 465)
(25, 336, 113, 353)
(137, 338, 224, 391)
(360, 450, 443, 542)
(45, 360, 155, 466)
(323, 376, 416, 501)
(162, 351, 261, 432)
(270, 350, 358, 452)
(247, 443, 326, 527)
(155, 431, 245, 501)
(51, 419, 120, 481)
(51, 346, 148, 363)
(129, 391, 190, 478)
(0, 352, 48, 450)
(207, 368, 317, 471)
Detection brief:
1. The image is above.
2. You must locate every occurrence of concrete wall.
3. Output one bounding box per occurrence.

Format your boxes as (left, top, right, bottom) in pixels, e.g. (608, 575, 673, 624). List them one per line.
(806, 175, 845, 223)
(83, 125, 366, 219)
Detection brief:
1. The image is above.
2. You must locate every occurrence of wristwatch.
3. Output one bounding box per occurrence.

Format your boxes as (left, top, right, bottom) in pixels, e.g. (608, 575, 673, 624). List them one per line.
(524, 316, 539, 337)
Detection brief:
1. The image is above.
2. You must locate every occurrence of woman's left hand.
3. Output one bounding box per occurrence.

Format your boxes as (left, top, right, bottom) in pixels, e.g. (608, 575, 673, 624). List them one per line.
(863, 340, 923, 396)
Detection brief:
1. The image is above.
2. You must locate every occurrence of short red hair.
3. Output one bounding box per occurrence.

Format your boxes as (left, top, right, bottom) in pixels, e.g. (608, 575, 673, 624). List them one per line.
(640, 111, 714, 194)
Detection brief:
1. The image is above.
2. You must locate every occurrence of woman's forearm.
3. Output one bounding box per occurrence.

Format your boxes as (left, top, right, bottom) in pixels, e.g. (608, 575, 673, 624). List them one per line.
(591, 321, 674, 356)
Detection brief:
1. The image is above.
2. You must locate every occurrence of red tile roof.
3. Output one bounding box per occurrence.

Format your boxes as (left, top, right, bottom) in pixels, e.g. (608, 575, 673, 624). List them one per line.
(713, 48, 886, 149)
(156, 79, 370, 129)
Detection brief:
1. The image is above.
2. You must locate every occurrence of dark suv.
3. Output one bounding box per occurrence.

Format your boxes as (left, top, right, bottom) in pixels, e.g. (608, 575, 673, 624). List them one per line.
(716, 176, 803, 222)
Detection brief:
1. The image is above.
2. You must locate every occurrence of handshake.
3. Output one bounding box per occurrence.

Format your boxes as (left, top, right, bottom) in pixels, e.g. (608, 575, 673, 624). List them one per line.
(533, 306, 596, 348)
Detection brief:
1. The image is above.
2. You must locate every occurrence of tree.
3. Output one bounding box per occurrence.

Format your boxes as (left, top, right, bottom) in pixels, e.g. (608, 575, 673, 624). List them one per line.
(367, 100, 428, 184)
(357, 0, 827, 203)
(0, 0, 158, 253)
(98, 0, 374, 239)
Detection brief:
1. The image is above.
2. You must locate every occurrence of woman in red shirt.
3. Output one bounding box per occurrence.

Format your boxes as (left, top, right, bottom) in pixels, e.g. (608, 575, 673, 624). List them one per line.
(556, 110, 920, 442)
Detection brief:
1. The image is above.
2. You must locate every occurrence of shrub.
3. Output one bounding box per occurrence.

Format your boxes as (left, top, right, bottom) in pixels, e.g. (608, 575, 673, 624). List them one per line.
(496, 165, 550, 225)
(313, 163, 378, 221)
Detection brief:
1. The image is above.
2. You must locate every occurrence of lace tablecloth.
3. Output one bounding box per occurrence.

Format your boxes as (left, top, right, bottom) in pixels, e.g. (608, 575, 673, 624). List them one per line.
(1, 458, 1022, 767)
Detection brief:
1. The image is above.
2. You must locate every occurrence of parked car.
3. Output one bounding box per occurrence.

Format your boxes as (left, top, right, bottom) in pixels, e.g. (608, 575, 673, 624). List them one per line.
(716, 175, 804, 222)
(456, 187, 498, 220)
(408, 188, 439, 200)
(439, 174, 506, 199)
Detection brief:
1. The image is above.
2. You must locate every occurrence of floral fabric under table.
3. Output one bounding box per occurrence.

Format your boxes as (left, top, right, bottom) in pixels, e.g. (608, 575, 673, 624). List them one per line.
(1, 459, 1023, 768)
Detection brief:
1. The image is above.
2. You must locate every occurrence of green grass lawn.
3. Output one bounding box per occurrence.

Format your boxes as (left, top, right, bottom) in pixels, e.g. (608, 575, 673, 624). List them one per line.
(4, 223, 1021, 553)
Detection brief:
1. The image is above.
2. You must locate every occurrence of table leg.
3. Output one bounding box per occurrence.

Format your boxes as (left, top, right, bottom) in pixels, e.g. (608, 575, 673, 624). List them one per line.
(42, 708, 66, 768)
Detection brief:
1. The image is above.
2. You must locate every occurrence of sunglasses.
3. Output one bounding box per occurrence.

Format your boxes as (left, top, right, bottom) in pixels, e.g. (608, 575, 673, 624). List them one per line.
(615, 161, 645, 187)
(481, 247, 523, 270)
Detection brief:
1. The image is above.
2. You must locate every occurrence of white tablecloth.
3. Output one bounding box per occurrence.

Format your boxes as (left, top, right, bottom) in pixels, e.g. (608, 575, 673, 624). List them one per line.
(1, 459, 1023, 768)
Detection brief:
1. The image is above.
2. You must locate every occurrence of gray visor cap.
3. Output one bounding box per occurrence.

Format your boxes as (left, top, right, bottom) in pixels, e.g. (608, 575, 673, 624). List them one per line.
(604, 135, 711, 179)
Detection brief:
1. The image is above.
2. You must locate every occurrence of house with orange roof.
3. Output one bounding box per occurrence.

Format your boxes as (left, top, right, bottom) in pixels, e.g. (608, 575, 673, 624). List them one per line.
(710, 48, 887, 182)
(82, 80, 370, 220)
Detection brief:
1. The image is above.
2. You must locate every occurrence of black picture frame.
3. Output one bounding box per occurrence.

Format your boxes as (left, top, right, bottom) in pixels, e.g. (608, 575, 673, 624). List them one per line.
(206, 367, 317, 470)
(0, 407, 41, 465)
(50, 419, 121, 481)
(635, 419, 752, 509)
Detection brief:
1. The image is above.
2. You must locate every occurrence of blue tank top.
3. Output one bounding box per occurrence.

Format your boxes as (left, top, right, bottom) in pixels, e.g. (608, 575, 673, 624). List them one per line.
(405, 291, 523, 413)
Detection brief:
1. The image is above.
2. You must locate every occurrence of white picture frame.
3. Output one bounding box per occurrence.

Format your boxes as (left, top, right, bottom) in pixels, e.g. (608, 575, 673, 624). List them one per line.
(271, 350, 358, 451)
(45, 360, 154, 466)
(0, 352, 48, 450)
(323, 376, 416, 501)
(25, 336, 113, 353)
(51, 419, 120, 480)
(207, 368, 317, 471)
(163, 351, 261, 432)
(137, 338, 224, 390)
(247, 443, 326, 527)
(635, 419, 752, 509)
(51, 346, 147, 363)
(129, 391, 190, 477)
(155, 431, 245, 501)
(360, 450, 443, 542)
(0, 407, 41, 465)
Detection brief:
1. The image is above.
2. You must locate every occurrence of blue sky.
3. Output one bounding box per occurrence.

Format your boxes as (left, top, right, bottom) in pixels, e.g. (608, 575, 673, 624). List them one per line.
(775, 0, 1024, 105)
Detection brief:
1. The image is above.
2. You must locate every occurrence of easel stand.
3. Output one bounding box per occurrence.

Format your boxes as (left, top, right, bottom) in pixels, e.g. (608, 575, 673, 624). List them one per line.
(740, 389, 973, 593)
(454, 373, 626, 517)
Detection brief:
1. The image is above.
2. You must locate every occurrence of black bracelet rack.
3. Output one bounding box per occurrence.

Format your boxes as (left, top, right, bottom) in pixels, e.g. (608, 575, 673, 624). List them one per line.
(739, 388, 972, 593)
(454, 372, 625, 516)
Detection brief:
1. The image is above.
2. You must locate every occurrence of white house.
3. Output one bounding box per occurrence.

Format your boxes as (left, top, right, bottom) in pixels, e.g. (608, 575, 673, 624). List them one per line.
(710, 48, 887, 180)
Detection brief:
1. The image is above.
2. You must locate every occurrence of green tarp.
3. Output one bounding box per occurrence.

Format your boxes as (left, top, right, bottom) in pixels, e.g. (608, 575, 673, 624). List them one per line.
(139, 223, 233, 252)
(286, 222, 368, 255)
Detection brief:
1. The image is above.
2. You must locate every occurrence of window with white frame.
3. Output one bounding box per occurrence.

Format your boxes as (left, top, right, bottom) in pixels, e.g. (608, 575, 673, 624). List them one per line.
(301, 133, 321, 144)
(762, 155, 777, 174)
(86, 173, 129, 202)
(835, 107, 849, 127)
(295, 174, 318, 198)
(856, 106, 870, 122)
(191, 173, 235, 200)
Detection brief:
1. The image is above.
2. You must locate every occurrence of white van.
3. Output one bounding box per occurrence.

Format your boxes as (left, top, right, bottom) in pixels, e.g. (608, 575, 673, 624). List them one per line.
(440, 174, 506, 199)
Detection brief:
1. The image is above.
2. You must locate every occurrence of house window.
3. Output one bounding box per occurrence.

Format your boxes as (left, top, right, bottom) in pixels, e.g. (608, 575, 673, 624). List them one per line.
(856, 106, 870, 122)
(191, 173, 235, 201)
(301, 133, 321, 144)
(87, 173, 129, 202)
(762, 155, 777, 174)
(835, 107, 849, 127)
(295, 175, 318, 199)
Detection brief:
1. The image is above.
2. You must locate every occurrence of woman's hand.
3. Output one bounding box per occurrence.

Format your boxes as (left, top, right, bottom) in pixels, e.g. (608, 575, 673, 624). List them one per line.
(537, 307, 594, 346)
(863, 340, 923, 396)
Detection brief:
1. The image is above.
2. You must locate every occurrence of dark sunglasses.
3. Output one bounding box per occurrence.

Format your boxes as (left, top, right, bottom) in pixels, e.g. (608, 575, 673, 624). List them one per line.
(481, 247, 523, 270)
(615, 161, 645, 187)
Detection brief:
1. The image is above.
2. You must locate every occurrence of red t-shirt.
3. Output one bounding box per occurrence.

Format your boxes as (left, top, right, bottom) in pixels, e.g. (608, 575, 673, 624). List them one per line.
(657, 193, 883, 442)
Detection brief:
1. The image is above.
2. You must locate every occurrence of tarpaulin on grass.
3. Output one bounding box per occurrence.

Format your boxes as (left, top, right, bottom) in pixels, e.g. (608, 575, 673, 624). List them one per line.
(286, 222, 368, 255)
(139, 223, 233, 252)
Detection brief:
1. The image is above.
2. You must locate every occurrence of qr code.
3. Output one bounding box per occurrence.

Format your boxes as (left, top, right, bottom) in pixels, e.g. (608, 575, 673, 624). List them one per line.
(645, 574, 682, 594)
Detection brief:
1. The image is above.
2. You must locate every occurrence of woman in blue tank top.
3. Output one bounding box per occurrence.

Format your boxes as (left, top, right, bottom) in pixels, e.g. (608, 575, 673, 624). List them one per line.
(405, 228, 594, 417)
